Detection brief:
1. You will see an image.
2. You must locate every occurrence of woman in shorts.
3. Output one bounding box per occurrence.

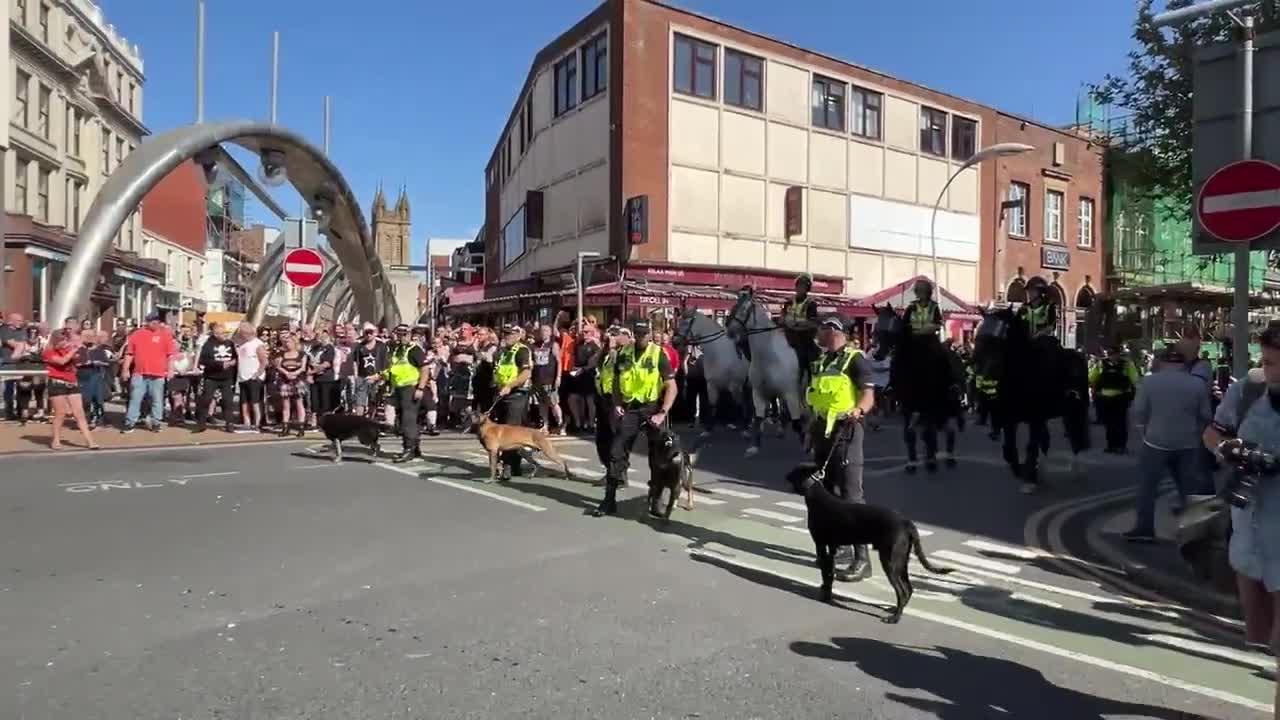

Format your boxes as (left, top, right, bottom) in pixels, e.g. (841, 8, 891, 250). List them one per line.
(42, 330, 98, 450)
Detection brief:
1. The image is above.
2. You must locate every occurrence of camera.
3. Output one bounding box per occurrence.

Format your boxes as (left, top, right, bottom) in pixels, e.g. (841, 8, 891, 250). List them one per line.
(1219, 440, 1280, 509)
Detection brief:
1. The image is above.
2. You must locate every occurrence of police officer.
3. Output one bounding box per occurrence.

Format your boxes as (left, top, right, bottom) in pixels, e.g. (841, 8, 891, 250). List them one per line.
(1019, 276, 1058, 341)
(492, 324, 533, 480)
(782, 274, 820, 383)
(902, 278, 943, 338)
(806, 316, 877, 580)
(1089, 344, 1140, 454)
(384, 324, 430, 463)
(595, 320, 678, 517)
(589, 325, 631, 484)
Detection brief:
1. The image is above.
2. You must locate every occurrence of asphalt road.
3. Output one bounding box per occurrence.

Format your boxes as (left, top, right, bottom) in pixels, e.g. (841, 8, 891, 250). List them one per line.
(1, 423, 1271, 719)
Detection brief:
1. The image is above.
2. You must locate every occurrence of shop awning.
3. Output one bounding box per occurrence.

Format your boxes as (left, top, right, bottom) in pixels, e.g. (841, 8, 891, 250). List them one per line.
(852, 275, 977, 315)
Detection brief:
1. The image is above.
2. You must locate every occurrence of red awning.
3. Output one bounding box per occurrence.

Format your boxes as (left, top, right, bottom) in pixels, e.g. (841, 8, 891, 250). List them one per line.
(852, 275, 976, 315)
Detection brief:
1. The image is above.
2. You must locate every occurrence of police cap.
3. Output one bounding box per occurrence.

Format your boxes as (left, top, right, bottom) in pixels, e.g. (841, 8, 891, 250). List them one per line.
(631, 320, 651, 336)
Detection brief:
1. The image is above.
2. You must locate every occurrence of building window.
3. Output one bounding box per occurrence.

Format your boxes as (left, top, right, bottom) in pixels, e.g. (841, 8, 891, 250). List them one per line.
(71, 110, 80, 155)
(554, 52, 578, 117)
(14, 0, 25, 23)
(1077, 198, 1094, 248)
(920, 107, 947, 157)
(38, 2, 49, 42)
(37, 85, 50, 138)
(811, 75, 845, 131)
(115, 71, 123, 102)
(517, 111, 526, 156)
(581, 32, 607, 101)
(1044, 189, 1064, 243)
(849, 86, 882, 140)
(68, 180, 81, 231)
(116, 137, 125, 165)
(673, 34, 716, 99)
(36, 167, 49, 222)
(14, 160, 29, 215)
(14, 69, 29, 126)
(1007, 182, 1028, 238)
(101, 128, 111, 175)
(30, 259, 45, 321)
(724, 49, 763, 111)
(524, 95, 533, 145)
(951, 116, 977, 161)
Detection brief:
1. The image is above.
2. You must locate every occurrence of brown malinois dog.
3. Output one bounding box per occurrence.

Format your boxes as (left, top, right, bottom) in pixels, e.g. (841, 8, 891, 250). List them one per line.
(473, 413, 574, 484)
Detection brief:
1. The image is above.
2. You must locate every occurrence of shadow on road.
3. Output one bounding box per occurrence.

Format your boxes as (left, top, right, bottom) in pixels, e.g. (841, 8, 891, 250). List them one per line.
(789, 636, 1196, 719)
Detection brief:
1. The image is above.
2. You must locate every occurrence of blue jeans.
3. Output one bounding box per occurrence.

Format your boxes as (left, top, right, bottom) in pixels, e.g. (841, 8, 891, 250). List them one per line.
(125, 375, 165, 427)
(1134, 444, 1207, 533)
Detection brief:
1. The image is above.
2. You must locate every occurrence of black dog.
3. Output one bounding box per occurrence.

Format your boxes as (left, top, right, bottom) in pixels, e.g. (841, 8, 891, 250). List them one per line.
(646, 430, 698, 519)
(785, 464, 952, 623)
(317, 413, 384, 463)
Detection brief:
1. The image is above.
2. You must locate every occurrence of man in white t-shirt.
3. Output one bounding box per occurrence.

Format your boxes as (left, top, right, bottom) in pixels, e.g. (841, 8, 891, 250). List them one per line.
(235, 323, 269, 430)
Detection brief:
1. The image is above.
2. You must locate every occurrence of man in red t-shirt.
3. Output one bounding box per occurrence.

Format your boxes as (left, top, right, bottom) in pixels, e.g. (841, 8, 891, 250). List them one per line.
(120, 311, 175, 432)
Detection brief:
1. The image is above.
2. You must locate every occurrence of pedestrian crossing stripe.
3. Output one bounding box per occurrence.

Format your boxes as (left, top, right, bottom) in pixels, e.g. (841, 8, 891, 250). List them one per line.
(775, 500, 807, 511)
(742, 508, 804, 523)
(708, 487, 761, 499)
(932, 550, 1022, 575)
(962, 538, 1043, 560)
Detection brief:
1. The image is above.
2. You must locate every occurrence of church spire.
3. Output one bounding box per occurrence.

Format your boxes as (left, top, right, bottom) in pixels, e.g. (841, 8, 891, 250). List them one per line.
(394, 185, 410, 220)
(372, 183, 386, 216)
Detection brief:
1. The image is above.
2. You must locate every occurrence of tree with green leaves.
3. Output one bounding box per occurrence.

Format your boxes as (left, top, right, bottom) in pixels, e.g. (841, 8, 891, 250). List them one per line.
(1091, 0, 1279, 212)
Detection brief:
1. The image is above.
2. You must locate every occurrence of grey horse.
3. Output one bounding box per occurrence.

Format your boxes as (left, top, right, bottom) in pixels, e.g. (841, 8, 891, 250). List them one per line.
(725, 289, 806, 457)
(671, 308, 749, 438)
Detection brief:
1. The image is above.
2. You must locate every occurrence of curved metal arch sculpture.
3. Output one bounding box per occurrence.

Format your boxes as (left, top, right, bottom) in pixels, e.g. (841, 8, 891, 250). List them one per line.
(49, 120, 397, 328)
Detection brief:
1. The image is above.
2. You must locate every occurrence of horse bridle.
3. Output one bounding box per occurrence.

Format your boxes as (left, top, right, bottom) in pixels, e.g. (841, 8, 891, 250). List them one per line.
(726, 295, 783, 338)
(671, 312, 726, 348)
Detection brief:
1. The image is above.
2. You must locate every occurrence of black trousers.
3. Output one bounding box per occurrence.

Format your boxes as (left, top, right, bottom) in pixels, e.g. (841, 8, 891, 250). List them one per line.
(1095, 394, 1131, 451)
(196, 377, 237, 426)
(810, 419, 865, 503)
(607, 405, 664, 488)
(595, 393, 615, 466)
(394, 385, 420, 451)
(495, 391, 530, 473)
(313, 380, 339, 416)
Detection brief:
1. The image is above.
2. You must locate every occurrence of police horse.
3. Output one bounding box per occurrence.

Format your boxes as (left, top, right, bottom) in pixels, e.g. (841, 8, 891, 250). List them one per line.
(972, 307, 1090, 491)
(671, 308, 750, 438)
(870, 305, 966, 472)
(725, 289, 806, 457)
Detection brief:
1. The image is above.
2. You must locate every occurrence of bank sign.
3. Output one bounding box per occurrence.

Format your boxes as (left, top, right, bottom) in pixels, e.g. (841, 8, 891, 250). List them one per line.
(1041, 246, 1070, 271)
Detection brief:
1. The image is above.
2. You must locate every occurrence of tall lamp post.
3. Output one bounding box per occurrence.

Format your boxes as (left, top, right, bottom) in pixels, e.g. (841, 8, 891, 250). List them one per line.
(576, 251, 601, 331)
(929, 142, 1035, 284)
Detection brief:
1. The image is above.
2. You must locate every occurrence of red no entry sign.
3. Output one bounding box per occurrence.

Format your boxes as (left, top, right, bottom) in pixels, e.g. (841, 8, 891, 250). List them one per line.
(282, 247, 325, 289)
(1196, 159, 1280, 243)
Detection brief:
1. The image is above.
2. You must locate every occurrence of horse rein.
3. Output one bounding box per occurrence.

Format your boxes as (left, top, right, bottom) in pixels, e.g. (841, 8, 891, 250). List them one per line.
(671, 317, 727, 348)
(726, 298, 785, 338)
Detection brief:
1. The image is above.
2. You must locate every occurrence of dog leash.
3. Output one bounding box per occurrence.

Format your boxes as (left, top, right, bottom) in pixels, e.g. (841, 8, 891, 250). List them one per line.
(808, 417, 859, 483)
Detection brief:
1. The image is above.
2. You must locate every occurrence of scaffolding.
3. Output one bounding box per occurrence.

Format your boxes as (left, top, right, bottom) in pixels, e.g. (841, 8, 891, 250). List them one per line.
(206, 179, 250, 312)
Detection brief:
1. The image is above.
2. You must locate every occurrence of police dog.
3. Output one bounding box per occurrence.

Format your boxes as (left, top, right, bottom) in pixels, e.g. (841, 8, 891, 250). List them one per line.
(317, 412, 384, 462)
(647, 430, 697, 519)
(467, 409, 573, 484)
(785, 463, 953, 624)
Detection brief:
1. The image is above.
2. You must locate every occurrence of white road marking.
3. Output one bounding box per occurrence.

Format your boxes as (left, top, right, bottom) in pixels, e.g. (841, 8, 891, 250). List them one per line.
(1137, 633, 1275, 672)
(686, 548, 1271, 714)
(182, 471, 240, 479)
(375, 463, 546, 512)
(775, 500, 808, 512)
(742, 508, 804, 523)
(915, 527, 934, 537)
(463, 452, 489, 462)
(962, 538, 1042, 560)
(556, 453, 592, 463)
(1010, 592, 1064, 609)
(292, 463, 343, 470)
(627, 480, 649, 490)
(692, 496, 727, 506)
(708, 487, 761, 499)
(785, 525, 809, 534)
(933, 550, 1022, 575)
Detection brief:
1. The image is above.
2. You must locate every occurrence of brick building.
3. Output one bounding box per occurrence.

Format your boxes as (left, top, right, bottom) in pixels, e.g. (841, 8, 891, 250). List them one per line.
(455, 0, 1103, 335)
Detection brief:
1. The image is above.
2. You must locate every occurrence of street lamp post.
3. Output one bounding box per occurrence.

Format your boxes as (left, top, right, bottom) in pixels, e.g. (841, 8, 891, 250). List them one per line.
(576, 251, 602, 331)
(929, 142, 1035, 284)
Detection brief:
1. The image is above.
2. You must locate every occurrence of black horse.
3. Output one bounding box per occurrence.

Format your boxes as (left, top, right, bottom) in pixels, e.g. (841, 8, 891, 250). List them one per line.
(971, 307, 1090, 491)
(871, 305, 965, 473)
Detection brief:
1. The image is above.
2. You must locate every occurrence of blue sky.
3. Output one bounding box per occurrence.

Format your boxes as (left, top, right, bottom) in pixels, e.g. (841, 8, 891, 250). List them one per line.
(103, 0, 1138, 263)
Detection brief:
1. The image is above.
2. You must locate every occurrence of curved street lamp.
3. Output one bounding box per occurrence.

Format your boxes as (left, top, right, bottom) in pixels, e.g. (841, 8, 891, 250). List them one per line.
(929, 142, 1035, 286)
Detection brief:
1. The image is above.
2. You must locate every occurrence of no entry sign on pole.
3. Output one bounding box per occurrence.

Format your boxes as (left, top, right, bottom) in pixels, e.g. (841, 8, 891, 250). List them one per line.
(282, 247, 325, 289)
(1196, 159, 1280, 243)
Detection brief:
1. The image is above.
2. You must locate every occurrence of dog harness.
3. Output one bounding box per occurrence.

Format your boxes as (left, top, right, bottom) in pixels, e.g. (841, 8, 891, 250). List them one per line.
(617, 342, 662, 404)
(807, 345, 862, 437)
(385, 344, 420, 388)
(492, 343, 529, 390)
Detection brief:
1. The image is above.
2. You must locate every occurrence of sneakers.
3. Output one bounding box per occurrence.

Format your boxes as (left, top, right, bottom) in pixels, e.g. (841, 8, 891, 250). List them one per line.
(121, 424, 135, 434)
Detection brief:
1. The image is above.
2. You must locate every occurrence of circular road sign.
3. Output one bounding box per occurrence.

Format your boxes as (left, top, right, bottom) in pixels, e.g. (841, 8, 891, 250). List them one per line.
(1196, 159, 1280, 243)
(282, 247, 325, 289)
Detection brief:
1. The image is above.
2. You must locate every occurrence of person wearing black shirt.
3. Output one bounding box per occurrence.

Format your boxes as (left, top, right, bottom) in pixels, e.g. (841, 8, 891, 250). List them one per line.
(491, 325, 534, 479)
(194, 323, 239, 432)
(529, 325, 563, 433)
(351, 325, 388, 418)
(596, 320, 678, 517)
(308, 329, 339, 417)
(808, 315, 877, 579)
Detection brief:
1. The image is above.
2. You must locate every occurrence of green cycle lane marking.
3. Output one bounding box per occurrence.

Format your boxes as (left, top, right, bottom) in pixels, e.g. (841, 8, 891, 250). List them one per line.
(408, 463, 1273, 714)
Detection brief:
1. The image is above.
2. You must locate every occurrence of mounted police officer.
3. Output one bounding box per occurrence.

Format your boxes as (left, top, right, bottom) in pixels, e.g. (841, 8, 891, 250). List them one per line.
(1018, 276, 1059, 342)
(384, 324, 429, 463)
(902, 277, 943, 339)
(806, 316, 877, 580)
(491, 324, 533, 480)
(1089, 344, 1140, 454)
(595, 320, 678, 518)
(782, 273, 820, 384)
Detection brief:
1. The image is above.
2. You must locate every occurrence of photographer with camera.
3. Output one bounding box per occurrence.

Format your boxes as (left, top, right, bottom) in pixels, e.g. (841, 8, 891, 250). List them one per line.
(1204, 322, 1280, 707)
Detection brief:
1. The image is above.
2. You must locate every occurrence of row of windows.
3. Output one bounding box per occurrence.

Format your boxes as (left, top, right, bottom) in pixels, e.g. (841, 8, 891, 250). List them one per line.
(12, 157, 84, 231)
(14, 68, 52, 141)
(672, 34, 979, 161)
(1005, 183, 1095, 249)
(14, 1, 141, 118)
